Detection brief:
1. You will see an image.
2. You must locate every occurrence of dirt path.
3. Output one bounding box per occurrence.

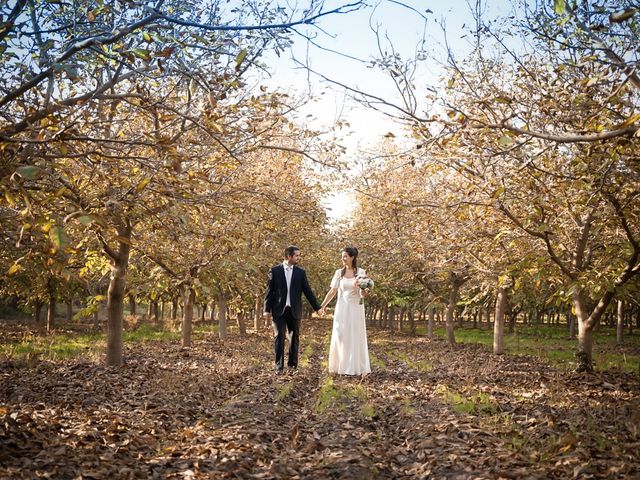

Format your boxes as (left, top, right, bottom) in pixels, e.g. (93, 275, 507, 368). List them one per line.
(1, 321, 639, 479)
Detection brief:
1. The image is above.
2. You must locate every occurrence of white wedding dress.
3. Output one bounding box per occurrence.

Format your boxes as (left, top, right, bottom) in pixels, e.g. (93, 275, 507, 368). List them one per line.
(328, 268, 371, 375)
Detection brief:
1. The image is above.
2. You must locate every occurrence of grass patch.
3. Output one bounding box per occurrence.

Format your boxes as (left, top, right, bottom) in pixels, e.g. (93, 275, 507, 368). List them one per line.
(415, 325, 640, 373)
(0, 331, 104, 362)
(300, 343, 314, 368)
(436, 385, 497, 415)
(0, 324, 183, 363)
(315, 377, 376, 418)
(275, 383, 294, 402)
(124, 324, 179, 343)
(193, 324, 219, 335)
(390, 350, 432, 372)
(369, 352, 386, 369)
(400, 398, 415, 416)
(315, 376, 340, 414)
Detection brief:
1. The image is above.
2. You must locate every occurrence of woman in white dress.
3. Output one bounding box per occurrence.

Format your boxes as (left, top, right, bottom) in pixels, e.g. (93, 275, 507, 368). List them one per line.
(319, 247, 371, 376)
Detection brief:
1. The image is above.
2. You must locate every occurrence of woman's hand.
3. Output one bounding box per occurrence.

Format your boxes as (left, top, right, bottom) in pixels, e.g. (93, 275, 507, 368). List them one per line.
(362, 288, 370, 297)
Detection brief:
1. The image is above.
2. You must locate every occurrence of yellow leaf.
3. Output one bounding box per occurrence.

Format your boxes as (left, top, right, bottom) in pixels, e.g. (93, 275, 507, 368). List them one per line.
(7, 263, 21, 275)
(135, 177, 151, 192)
(616, 113, 640, 129)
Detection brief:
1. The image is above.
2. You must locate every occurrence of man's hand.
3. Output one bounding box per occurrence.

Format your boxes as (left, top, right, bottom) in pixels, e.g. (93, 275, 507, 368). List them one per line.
(318, 307, 326, 317)
(263, 312, 272, 318)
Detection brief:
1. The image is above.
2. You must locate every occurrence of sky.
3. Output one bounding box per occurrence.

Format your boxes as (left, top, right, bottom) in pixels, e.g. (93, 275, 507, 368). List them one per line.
(260, 0, 514, 221)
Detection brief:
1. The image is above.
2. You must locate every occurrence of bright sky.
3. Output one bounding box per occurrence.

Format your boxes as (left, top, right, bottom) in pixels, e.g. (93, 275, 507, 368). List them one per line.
(261, 0, 514, 221)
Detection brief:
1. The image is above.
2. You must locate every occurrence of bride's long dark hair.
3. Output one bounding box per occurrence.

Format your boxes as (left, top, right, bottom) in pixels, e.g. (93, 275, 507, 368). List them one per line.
(340, 246, 358, 278)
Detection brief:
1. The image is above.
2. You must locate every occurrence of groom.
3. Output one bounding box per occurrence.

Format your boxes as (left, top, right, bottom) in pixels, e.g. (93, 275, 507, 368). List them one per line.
(264, 245, 322, 373)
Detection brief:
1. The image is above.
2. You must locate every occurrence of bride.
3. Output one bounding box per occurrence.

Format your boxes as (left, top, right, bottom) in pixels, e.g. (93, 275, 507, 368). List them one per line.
(319, 247, 371, 376)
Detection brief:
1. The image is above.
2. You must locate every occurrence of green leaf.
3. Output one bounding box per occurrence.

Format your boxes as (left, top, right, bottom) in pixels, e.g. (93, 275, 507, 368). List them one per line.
(78, 215, 94, 226)
(132, 48, 151, 60)
(16, 165, 41, 180)
(49, 226, 70, 248)
(142, 32, 153, 42)
(235, 48, 248, 70)
(499, 135, 513, 146)
(554, 0, 566, 14)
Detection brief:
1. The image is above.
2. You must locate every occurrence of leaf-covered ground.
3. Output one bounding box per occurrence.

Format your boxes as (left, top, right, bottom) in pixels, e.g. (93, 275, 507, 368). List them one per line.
(1, 321, 639, 479)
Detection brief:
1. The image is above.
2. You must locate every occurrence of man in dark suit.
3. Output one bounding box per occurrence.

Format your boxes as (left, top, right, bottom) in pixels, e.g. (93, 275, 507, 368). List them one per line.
(264, 245, 322, 373)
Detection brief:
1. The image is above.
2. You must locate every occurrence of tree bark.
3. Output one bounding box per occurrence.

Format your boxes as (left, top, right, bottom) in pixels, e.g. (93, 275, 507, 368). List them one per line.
(572, 290, 598, 372)
(209, 301, 216, 323)
(47, 279, 56, 333)
(254, 296, 261, 331)
(66, 300, 73, 322)
(427, 306, 435, 339)
(407, 310, 416, 336)
(181, 286, 195, 348)
(445, 286, 461, 347)
(616, 300, 624, 345)
(34, 300, 43, 332)
(236, 312, 247, 335)
(493, 286, 508, 355)
(568, 312, 576, 339)
(105, 226, 132, 367)
(128, 294, 136, 316)
(218, 293, 227, 340)
(171, 297, 178, 321)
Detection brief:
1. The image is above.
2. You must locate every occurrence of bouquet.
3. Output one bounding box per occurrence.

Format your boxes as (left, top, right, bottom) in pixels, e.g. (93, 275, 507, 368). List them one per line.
(355, 274, 374, 304)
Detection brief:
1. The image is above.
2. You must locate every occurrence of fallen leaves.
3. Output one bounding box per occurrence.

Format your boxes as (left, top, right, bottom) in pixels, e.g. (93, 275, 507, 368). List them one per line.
(0, 323, 638, 478)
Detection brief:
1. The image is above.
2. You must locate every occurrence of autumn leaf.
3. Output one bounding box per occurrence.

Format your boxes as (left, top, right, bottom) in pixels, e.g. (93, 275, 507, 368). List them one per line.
(235, 48, 248, 71)
(15, 165, 41, 180)
(49, 225, 70, 248)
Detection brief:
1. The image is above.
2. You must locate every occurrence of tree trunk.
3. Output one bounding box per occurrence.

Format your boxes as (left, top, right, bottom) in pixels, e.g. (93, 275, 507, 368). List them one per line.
(493, 286, 508, 355)
(182, 286, 195, 348)
(237, 312, 247, 335)
(508, 304, 516, 334)
(568, 313, 576, 339)
(128, 294, 136, 316)
(427, 306, 435, 339)
(34, 300, 43, 332)
(66, 300, 73, 322)
(218, 293, 227, 340)
(617, 300, 624, 345)
(486, 305, 492, 328)
(171, 297, 178, 321)
(445, 284, 462, 347)
(209, 301, 216, 323)
(200, 303, 206, 323)
(254, 296, 261, 331)
(47, 284, 56, 333)
(407, 310, 416, 336)
(106, 237, 130, 367)
(573, 290, 597, 372)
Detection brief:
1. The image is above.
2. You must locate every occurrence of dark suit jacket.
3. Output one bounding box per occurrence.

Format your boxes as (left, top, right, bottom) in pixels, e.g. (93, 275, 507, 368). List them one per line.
(264, 264, 321, 320)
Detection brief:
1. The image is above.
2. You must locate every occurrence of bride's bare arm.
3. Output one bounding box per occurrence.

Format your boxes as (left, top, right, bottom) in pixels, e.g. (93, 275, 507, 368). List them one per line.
(320, 288, 338, 310)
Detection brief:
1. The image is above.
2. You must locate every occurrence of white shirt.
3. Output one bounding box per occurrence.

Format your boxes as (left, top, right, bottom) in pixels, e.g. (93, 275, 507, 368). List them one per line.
(283, 262, 293, 307)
